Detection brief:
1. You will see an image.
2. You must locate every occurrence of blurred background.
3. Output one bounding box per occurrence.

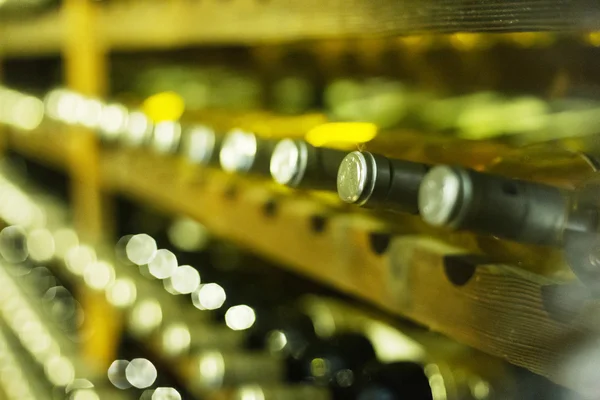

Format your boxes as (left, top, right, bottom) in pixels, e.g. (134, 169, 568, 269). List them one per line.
(1, 0, 600, 399)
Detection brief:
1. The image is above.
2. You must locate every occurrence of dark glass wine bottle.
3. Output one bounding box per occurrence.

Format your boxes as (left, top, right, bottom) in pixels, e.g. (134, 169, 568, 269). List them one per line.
(192, 332, 377, 400)
(270, 139, 347, 192)
(355, 362, 434, 400)
(219, 129, 278, 177)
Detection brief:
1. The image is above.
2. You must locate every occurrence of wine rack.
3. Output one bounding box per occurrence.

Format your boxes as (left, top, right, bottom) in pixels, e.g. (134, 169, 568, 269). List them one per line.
(101, 149, 590, 388)
(0, 96, 589, 392)
(0, 0, 599, 398)
(0, 165, 530, 399)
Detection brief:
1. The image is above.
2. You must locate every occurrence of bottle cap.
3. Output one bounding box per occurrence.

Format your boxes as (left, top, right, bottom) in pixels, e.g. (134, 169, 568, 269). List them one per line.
(152, 121, 182, 154)
(219, 129, 258, 173)
(418, 165, 470, 228)
(337, 151, 376, 205)
(270, 139, 308, 187)
(123, 111, 153, 147)
(99, 104, 129, 142)
(183, 125, 217, 165)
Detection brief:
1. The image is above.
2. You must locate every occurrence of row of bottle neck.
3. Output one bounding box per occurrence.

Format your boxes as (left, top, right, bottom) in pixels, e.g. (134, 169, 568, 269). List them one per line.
(105, 121, 600, 287)
(115, 122, 597, 249)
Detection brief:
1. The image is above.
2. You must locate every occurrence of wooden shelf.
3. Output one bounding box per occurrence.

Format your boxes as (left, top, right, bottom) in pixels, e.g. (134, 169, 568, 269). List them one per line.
(0, 10, 64, 58)
(5, 128, 72, 171)
(0, 0, 592, 58)
(99, 149, 595, 391)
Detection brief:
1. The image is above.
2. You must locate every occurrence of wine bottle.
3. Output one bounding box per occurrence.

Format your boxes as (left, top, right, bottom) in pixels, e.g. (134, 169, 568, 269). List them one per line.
(452, 95, 549, 141)
(334, 144, 598, 274)
(325, 78, 413, 130)
(418, 143, 600, 242)
(150, 120, 182, 156)
(265, 48, 319, 117)
(270, 139, 347, 191)
(193, 350, 286, 390)
(189, 298, 350, 391)
(112, 334, 193, 399)
(156, 297, 321, 393)
(235, 383, 332, 400)
(119, 110, 154, 149)
(355, 362, 434, 400)
(301, 296, 520, 400)
(550, 175, 600, 292)
(159, 318, 248, 358)
(123, 263, 247, 355)
(415, 163, 589, 278)
(271, 70, 317, 116)
(123, 223, 320, 353)
(418, 92, 504, 134)
(176, 291, 321, 357)
(418, 165, 570, 247)
(336, 151, 430, 214)
(179, 125, 223, 167)
(244, 306, 319, 359)
(97, 103, 131, 146)
(192, 332, 376, 398)
(219, 129, 277, 176)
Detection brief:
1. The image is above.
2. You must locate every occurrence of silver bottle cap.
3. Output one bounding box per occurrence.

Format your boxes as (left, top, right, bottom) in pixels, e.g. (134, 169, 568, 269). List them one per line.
(337, 151, 376, 205)
(123, 111, 153, 147)
(183, 125, 216, 165)
(152, 121, 182, 154)
(219, 129, 258, 173)
(99, 104, 129, 142)
(270, 139, 308, 187)
(418, 165, 471, 228)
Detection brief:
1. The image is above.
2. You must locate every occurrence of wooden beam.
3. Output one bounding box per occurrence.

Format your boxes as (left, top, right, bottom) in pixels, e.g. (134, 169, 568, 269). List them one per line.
(62, 0, 117, 370)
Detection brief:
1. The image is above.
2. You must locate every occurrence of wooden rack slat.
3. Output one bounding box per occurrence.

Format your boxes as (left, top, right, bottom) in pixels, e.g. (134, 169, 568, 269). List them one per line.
(0, 0, 593, 58)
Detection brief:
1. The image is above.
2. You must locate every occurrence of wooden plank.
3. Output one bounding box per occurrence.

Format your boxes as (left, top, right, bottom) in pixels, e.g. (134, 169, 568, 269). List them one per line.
(98, 1, 592, 51)
(63, 0, 108, 243)
(0, 10, 64, 58)
(62, 0, 117, 371)
(100, 149, 599, 391)
(7, 128, 71, 171)
(0, 0, 596, 58)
